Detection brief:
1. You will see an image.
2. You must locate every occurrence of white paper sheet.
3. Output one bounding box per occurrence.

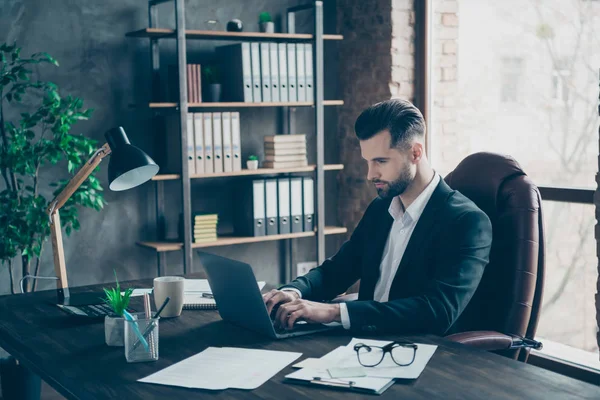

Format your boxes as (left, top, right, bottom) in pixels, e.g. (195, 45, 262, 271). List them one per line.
(121, 288, 153, 297)
(184, 279, 266, 293)
(139, 347, 301, 390)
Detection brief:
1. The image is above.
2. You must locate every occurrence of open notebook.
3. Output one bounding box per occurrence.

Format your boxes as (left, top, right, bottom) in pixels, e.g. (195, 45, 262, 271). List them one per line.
(183, 279, 266, 310)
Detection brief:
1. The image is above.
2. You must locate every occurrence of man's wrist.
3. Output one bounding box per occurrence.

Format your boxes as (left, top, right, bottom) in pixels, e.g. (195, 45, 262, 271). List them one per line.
(330, 303, 341, 323)
(281, 288, 301, 300)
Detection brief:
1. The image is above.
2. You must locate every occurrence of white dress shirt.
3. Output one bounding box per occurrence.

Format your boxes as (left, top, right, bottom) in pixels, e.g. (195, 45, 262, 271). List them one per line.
(286, 173, 441, 330)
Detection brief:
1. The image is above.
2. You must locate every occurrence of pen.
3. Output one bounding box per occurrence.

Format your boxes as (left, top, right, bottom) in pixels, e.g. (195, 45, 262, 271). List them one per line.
(128, 296, 170, 355)
(201, 293, 214, 299)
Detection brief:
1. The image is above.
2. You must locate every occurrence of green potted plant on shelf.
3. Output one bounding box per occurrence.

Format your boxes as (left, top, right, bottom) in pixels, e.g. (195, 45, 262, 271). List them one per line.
(103, 271, 134, 346)
(247, 155, 259, 170)
(202, 65, 221, 102)
(259, 12, 274, 33)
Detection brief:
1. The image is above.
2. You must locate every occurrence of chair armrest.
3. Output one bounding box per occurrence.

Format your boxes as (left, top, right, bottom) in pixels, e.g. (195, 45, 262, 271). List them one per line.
(445, 331, 543, 352)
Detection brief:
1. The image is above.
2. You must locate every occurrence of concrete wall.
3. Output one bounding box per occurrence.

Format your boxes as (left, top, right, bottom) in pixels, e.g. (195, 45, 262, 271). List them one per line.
(0, 0, 341, 294)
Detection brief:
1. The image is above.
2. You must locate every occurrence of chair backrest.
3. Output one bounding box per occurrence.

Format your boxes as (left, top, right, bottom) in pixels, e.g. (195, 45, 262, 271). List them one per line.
(444, 152, 545, 360)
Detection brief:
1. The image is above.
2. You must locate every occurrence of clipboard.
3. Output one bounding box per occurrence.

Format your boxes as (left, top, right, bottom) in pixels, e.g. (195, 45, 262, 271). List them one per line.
(284, 368, 395, 395)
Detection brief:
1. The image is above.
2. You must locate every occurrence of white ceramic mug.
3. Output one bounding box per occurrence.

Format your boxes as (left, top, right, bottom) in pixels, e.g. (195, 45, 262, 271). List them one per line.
(153, 276, 185, 318)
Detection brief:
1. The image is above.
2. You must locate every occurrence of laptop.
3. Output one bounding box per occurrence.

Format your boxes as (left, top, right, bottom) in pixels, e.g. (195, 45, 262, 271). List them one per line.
(198, 251, 337, 339)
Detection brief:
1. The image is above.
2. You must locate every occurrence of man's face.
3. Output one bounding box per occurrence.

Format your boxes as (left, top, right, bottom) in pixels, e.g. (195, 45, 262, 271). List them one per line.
(359, 130, 415, 199)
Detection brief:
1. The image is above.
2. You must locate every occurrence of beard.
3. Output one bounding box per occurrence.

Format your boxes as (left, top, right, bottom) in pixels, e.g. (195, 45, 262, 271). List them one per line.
(372, 164, 414, 199)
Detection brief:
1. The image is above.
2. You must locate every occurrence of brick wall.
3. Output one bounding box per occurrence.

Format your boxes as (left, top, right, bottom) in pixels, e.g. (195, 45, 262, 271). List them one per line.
(336, 0, 415, 238)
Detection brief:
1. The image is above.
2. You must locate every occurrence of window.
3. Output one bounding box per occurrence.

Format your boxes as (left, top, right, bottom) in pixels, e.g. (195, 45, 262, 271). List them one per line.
(432, 0, 600, 368)
(500, 57, 523, 103)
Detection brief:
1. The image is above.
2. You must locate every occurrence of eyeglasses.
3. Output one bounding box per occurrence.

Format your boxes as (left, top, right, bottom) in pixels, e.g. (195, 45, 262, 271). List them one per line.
(353, 341, 418, 367)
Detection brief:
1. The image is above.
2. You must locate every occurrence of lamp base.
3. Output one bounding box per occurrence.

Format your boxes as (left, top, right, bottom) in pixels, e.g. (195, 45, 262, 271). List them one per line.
(57, 291, 106, 306)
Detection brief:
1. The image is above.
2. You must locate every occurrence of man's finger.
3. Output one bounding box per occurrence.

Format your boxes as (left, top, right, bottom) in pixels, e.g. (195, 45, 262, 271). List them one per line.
(277, 302, 300, 328)
(265, 292, 283, 315)
(262, 289, 277, 304)
(287, 309, 304, 330)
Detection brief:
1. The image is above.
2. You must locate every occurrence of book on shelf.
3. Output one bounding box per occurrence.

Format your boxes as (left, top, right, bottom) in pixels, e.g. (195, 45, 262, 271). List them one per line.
(264, 134, 306, 143)
(262, 160, 308, 169)
(264, 148, 307, 156)
(264, 154, 308, 162)
(264, 142, 307, 151)
(169, 64, 202, 103)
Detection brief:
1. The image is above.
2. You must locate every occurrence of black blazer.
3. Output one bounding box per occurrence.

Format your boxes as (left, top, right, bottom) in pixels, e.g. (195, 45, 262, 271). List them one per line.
(284, 179, 493, 336)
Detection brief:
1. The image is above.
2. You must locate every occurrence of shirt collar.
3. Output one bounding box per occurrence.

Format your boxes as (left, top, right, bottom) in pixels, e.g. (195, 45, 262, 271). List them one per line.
(388, 172, 441, 222)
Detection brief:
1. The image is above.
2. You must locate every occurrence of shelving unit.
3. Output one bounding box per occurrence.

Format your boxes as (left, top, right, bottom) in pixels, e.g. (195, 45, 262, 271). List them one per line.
(128, 0, 344, 276)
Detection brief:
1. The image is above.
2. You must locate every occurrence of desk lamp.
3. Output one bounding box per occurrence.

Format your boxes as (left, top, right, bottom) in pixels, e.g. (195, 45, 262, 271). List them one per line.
(46, 127, 159, 305)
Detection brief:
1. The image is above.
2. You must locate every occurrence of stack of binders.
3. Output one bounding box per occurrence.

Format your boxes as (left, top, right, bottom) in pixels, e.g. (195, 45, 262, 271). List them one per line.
(235, 177, 314, 237)
(164, 112, 242, 176)
(216, 42, 313, 103)
(263, 135, 308, 169)
(193, 214, 218, 244)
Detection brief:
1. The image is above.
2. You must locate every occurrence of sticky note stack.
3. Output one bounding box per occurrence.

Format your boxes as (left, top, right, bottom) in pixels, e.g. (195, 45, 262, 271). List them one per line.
(263, 134, 308, 168)
(193, 214, 218, 243)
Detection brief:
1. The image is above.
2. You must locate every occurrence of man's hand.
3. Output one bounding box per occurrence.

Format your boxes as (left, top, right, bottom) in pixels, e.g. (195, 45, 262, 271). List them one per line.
(262, 289, 299, 316)
(274, 299, 341, 330)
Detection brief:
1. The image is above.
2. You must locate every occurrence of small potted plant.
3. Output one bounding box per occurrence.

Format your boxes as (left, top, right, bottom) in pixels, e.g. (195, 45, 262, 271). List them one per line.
(103, 271, 134, 346)
(247, 155, 259, 170)
(202, 65, 221, 102)
(259, 12, 274, 33)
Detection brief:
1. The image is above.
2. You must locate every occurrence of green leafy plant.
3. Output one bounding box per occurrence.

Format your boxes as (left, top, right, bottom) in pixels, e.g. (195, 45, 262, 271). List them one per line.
(248, 155, 258, 161)
(259, 12, 272, 23)
(0, 42, 105, 294)
(103, 271, 133, 317)
(202, 65, 220, 85)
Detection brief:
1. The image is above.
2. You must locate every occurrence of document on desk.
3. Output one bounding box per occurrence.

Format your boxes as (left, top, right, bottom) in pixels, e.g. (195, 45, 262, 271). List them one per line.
(138, 347, 302, 390)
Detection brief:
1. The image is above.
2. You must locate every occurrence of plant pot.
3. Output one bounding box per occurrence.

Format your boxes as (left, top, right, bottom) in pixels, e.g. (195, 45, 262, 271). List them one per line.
(105, 315, 127, 346)
(260, 21, 274, 33)
(206, 83, 222, 102)
(247, 160, 259, 170)
(0, 357, 41, 400)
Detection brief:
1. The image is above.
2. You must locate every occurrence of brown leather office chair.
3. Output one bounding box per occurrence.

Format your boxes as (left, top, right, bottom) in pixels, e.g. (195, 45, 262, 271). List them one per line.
(444, 152, 545, 362)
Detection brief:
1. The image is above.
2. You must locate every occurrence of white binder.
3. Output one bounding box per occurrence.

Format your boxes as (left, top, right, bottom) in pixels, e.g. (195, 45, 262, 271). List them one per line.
(265, 179, 278, 235)
(242, 43, 253, 102)
(250, 42, 262, 102)
(202, 112, 214, 174)
(287, 43, 297, 102)
(221, 112, 233, 173)
(302, 177, 314, 232)
(259, 43, 271, 103)
(193, 113, 204, 174)
(278, 43, 288, 102)
(231, 112, 242, 172)
(277, 178, 291, 234)
(212, 112, 223, 174)
(186, 113, 196, 175)
(290, 177, 303, 233)
(252, 180, 266, 236)
(269, 42, 280, 103)
(296, 43, 306, 102)
(304, 43, 313, 103)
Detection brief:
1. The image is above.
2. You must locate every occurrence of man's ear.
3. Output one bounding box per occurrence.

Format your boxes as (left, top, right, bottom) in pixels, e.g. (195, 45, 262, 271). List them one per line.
(411, 142, 424, 164)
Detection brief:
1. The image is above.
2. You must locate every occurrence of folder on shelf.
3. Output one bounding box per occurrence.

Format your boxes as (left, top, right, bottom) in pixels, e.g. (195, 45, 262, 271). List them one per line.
(269, 42, 280, 102)
(304, 43, 313, 103)
(265, 179, 278, 236)
(235, 180, 266, 237)
(231, 111, 242, 171)
(296, 43, 306, 102)
(193, 113, 204, 174)
(277, 178, 291, 235)
(290, 177, 303, 233)
(259, 42, 272, 103)
(250, 42, 262, 102)
(215, 43, 253, 102)
(186, 113, 196, 174)
(186, 64, 193, 103)
(202, 113, 214, 174)
(221, 112, 233, 173)
(212, 112, 223, 174)
(278, 42, 288, 102)
(287, 43, 297, 102)
(303, 177, 314, 232)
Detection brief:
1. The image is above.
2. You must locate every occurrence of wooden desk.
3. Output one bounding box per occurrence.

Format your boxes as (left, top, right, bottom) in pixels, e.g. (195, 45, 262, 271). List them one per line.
(0, 278, 598, 400)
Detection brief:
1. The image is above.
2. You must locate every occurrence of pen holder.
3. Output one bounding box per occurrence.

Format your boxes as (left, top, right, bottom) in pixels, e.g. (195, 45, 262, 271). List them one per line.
(125, 318, 159, 363)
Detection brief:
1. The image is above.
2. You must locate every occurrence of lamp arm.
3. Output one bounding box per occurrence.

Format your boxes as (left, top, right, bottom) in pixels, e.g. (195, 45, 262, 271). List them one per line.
(46, 142, 112, 216)
(45, 142, 111, 302)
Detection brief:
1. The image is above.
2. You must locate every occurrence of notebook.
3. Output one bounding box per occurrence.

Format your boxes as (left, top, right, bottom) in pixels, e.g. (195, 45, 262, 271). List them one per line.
(183, 279, 266, 310)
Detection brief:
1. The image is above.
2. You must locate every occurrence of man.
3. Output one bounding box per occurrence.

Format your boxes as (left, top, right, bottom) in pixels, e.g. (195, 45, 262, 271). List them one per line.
(263, 99, 492, 335)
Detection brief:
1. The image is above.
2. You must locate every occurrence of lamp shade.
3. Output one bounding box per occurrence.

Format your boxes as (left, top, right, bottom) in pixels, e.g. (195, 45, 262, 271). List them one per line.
(105, 127, 159, 191)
